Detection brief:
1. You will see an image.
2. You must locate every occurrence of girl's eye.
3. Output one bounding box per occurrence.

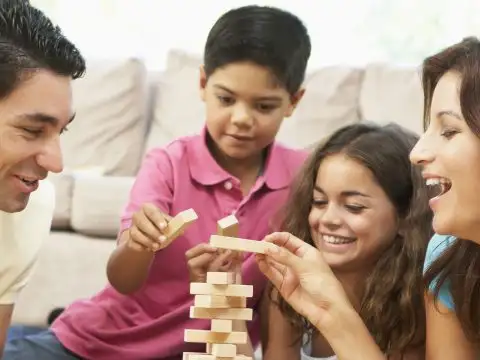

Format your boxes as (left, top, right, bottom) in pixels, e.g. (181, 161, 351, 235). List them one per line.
(345, 205, 365, 214)
(312, 199, 327, 207)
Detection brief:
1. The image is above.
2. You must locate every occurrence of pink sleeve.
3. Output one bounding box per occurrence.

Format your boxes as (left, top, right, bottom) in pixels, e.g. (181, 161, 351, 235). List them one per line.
(119, 148, 174, 233)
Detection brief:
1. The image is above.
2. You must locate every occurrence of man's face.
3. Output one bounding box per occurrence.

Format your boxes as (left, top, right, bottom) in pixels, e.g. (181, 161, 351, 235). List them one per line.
(0, 69, 74, 212)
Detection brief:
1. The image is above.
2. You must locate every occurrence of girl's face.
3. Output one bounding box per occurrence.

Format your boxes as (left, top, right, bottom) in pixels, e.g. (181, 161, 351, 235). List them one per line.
(308, 153, 399, 272)
(410, 71, 480, 242)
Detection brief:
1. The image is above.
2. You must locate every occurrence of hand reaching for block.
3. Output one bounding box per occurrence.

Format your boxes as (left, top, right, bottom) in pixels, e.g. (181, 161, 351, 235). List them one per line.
(185, 244, 243, 283)
(127, 205, 198, 252)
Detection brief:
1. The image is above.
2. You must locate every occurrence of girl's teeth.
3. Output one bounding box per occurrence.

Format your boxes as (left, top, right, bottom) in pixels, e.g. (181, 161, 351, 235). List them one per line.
(323, 235, 355, 245)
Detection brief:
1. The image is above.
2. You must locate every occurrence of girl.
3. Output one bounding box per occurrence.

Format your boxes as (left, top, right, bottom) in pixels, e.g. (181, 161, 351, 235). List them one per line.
(263, 122, 432, 360)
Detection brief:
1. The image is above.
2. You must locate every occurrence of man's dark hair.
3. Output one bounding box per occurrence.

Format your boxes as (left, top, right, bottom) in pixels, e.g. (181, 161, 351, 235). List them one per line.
(0, 0, 86, 99)
(203, 5, 311, 96)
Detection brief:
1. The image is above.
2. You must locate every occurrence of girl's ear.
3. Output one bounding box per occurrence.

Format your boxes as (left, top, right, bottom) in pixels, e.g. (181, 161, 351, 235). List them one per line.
(397, 218, 407, 238)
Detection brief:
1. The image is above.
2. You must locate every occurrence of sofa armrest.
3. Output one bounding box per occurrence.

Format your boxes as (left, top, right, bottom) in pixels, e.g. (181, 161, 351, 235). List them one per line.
(71, 176, 135, 238)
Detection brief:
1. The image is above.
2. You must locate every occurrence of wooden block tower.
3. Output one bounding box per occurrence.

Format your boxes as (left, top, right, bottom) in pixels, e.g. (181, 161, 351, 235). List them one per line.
(183, 215, 253, 360)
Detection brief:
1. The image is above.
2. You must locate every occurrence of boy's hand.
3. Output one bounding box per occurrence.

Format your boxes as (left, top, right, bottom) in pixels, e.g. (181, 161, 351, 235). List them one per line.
(186, 244, 243, 283)
(126, 203, 172, 252)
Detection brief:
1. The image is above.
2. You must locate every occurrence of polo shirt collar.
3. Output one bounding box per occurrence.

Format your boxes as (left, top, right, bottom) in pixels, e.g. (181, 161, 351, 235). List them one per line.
(188, 126, 290, 190)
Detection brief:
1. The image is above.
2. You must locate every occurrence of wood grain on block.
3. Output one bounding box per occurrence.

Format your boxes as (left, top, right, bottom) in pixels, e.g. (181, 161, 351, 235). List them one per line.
(217, 214, 239, 237)
(163, 208, 198, 240)
(212, 343, 237, 357)
(211, 319, 233, 332)
(190, 306, 253, 321)
(209, 235, 278, 254)
(194, 295, 246, 308)
(190, 283, 253, 297)
(183, 352, 252, 360)
(184, 329, 247, 344)
(206, 272, 235, 285)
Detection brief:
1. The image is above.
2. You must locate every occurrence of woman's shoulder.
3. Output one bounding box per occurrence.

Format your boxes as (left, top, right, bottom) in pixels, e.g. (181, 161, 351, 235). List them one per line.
(425, 234, 456, 267)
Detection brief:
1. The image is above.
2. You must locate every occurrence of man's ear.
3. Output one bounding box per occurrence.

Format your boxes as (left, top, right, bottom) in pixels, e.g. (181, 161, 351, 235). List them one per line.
(285, 88, 306, 117)
(199, 65, 207, 102)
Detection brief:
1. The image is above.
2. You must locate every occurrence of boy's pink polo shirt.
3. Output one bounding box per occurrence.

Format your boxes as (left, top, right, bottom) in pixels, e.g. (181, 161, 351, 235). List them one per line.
(51, 129, 307, 360)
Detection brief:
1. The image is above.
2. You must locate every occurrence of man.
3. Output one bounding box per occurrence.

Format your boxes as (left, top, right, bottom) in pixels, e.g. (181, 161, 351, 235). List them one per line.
(0, 0, 85, 354)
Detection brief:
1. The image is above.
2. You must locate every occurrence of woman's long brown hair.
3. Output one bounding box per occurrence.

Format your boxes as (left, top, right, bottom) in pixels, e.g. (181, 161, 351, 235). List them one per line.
(422, 37, 480, 342)
(272, 122, 433, 356)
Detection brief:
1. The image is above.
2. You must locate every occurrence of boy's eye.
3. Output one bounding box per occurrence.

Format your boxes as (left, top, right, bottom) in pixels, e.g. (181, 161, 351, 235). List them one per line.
(217, 95, 234, 106)
(60, 126, 69, 135)
(256, 103, 276, 112)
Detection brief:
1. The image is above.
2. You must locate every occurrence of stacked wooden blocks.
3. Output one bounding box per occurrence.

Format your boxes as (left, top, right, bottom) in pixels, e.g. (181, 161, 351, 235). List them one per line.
(184, 215, 254, 360)
(182, 213, 278, 359)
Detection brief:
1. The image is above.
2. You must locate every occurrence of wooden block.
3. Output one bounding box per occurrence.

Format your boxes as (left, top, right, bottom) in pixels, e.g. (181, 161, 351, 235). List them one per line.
(209, 235, 278, 254)
(211, 319, 233, 332)
(190, 306, 253, 321)
(183, 352, 252, 360)
(163, 208, 198, 241)
(190, 283, 253, 297)
(212, 343, 237, 357)
(206, 272, 235, 285)
(184, 329, 247, 344)
(217, 214, 239, 237)
(194, 295, 246, 309)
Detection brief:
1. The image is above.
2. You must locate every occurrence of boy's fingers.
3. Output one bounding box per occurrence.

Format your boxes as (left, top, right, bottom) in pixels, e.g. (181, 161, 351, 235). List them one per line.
(142, 203, 170, 231)
(185, 243, 217, 260)
(187, 252, 216, 270)
(129, 226, 158, 252)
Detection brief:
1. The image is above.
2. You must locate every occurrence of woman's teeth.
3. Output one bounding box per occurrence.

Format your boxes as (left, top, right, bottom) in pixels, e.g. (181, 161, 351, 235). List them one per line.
(323, 235, 356, 245)
(426, 178, 452, 197)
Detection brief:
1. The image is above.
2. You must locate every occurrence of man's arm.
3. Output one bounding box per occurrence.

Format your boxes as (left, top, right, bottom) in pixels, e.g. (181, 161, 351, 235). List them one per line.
(0, 304, 14, 355)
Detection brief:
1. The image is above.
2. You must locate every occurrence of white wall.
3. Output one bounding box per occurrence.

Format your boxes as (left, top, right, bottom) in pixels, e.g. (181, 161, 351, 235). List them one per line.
(32, 0, 480, 70)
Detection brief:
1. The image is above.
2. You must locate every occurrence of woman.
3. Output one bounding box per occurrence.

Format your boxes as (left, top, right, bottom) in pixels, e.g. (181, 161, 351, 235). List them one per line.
(257, 37, 480, 360)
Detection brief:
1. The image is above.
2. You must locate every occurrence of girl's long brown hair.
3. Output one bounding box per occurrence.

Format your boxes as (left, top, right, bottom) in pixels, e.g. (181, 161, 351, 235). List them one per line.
(272, 122, 433, 356)
(422, 37, 480, 342)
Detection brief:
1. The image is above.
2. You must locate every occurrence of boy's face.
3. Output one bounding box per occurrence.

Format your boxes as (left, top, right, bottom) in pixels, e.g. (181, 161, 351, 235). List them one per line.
(200, 61, 303, 161)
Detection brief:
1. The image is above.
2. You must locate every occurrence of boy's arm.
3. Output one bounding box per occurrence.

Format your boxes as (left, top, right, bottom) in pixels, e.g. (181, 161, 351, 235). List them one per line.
(107, 148, 174, 294)
(0, 304, 13, 355)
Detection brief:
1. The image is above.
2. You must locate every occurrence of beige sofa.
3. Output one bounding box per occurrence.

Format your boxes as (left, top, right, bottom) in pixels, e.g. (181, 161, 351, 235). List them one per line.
(11, 49, 425, 327)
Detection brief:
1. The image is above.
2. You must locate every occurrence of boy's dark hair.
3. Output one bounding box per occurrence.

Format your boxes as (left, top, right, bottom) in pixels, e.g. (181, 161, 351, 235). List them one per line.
(0, 0, 85, 99)
(273, 122, 433, 357)
(422, 36, 480, 342)
(203, 5, 311, 96)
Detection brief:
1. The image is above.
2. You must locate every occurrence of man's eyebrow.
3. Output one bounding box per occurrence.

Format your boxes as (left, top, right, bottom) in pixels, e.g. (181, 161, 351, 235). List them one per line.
(213, 84, 283, 101)
(19, 112, 76, 125)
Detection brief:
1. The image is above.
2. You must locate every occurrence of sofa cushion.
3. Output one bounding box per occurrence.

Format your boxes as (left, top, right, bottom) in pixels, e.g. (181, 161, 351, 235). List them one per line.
(71, 176, 135, 238)
(60, 58, 149, 176)
(276, 66, 363, 149)
(146, 50, 362, 152)
(11, 231, 115, 326)
(47, 173, 74, 230)
(359, 64, 424, 134)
